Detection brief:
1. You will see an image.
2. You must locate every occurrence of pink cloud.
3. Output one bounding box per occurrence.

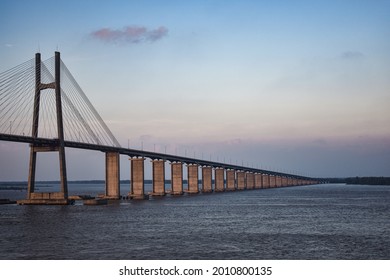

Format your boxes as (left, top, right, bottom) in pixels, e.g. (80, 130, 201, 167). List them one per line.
(91, 25, 168, 44)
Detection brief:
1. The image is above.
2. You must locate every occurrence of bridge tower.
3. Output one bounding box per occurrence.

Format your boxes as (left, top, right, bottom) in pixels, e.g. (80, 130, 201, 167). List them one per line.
(21, 52, 69, 205)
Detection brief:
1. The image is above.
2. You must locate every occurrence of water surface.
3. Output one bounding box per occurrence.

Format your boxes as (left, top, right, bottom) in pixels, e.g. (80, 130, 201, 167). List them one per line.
(0, 184, 389, 259)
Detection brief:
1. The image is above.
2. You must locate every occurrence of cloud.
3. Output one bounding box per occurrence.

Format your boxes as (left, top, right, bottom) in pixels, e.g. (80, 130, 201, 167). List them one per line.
(5, 43, 13, 48)
(341, 51, 364, 60)
(91, 25, 168, 44)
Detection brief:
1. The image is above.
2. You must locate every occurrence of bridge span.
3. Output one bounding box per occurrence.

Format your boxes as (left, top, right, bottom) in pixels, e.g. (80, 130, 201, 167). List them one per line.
(0, 52, 320, 205)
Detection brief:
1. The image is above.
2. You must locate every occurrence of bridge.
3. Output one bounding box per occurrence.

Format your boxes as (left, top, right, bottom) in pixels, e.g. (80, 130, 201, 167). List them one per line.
(0, 52, 319, 205)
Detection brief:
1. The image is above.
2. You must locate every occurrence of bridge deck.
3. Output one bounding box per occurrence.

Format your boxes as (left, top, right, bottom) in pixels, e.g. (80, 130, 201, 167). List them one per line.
(0, 133, 310, 180)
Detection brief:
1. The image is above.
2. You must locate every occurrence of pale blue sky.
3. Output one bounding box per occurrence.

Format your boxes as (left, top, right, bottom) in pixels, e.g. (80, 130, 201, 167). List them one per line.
(1, 0, 389, 180)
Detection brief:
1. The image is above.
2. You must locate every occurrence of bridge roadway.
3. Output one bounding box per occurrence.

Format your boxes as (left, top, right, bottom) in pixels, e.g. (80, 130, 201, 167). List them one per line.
(0, 133, 310, 180)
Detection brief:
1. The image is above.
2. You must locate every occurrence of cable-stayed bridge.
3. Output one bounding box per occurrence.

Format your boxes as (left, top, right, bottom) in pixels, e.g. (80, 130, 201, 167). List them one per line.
(0, 52, 320, 205)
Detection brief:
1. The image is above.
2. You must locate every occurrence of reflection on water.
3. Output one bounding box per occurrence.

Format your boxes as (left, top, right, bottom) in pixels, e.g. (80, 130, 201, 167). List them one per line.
(0, 184, 389, 259)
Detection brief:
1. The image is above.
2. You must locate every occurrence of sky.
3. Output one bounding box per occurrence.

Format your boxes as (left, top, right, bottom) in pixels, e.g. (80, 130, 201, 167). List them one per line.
(0, 0, 389, 180)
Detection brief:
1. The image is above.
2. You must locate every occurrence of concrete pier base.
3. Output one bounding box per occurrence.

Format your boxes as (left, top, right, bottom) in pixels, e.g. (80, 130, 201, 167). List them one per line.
(186, 164, 199, 194)
(170, 162, 183, 195)
(201, 166, 213, 193)
(214, 168, 225, 192)
(16, 192, 74, 205)
(84, 199, 108, 206)
(151, 159, 166, 196)
(17, 198, 73, 205)
(226, 169, 236, 191)
(129, 157, 148, 200)
(17, 192, 73, 205)
(105, 152, 120, 199)
(282, 177, 288, 187)
(237, 171, 246, 190)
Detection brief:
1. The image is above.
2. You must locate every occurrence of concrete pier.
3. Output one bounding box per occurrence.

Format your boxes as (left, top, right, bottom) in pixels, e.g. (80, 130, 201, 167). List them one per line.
(269, 175, 276, 188)
(237, 171, 246, 190)
(255, 173, 262, 189)
(246, 172, 255, 189)
(262, 174, 270, 188)
(201, 166, 213, 193)
(282, 177, 288, 187)
(105, 152, 120, 199)
(226, 169, 236, 191)
(151, 159, 165, 196)
(129, 157, 148, 199)
(187, 164, 199, 194)
(170, 162, 184, 195)
(214, 168, 225, 192)
(276, 176, 282, 187)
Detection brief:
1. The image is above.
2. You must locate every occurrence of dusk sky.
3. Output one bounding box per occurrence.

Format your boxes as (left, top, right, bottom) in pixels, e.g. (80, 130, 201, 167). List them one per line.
(1, 0, 389, 180)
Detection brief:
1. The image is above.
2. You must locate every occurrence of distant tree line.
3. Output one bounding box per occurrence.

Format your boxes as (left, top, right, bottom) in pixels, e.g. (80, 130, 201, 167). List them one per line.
(315, 177, 390, 186)
(319, 178, 345, 183)
(344, 177, 390, 186)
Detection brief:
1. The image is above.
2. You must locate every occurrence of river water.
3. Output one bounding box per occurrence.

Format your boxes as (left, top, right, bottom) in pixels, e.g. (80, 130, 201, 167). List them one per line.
(0, 183, 389, 259)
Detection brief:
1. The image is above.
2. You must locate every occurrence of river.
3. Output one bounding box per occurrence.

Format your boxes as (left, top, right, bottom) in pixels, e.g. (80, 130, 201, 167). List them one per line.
(0, 183, 389, 259)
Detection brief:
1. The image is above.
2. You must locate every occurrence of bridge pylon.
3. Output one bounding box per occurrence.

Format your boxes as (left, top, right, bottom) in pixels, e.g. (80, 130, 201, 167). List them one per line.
(18, 52, 70, 205)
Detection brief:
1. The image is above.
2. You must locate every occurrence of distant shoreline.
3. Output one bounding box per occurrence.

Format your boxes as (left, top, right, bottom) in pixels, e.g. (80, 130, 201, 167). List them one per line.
(318, 177, 390, 186)
(344, 177, 390, 186)
(1, 177, 389, 187)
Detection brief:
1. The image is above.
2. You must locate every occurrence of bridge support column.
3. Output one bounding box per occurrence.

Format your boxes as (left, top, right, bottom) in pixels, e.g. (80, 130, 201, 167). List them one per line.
(151, 159, 165, 196)
(269, 175, 276, 188)
(262, 174, 270, 188)
(276, 176, 282, 187)
(246, 172, 254, 189)
(105, 152, 120, 199)
(18, 52, 70, 205)
(226, 169, 236, 191)
(282, 177, 288, 187)
(129, 157, 148, 199)
(187, 164, 199, 194)
(214, 168, 225, 192)
(255, 173, 262, 189)
(201, 166, 213, 193)
(27, 148, 37, 199)
(170, 162, 183, 195)
(237, 171, 246, 190)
